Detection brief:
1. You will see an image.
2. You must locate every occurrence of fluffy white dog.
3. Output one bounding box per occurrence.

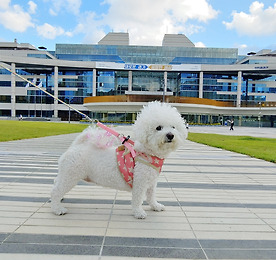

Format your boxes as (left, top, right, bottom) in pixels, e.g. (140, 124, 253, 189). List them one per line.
(51, 101, 187, 219)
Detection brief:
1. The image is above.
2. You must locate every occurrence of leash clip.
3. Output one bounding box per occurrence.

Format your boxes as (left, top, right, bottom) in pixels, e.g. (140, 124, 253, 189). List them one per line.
(122, 135, 130, 144)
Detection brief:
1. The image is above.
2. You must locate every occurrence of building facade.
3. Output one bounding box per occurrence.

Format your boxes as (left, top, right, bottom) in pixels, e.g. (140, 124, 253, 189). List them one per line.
(0, 33, 276, 126)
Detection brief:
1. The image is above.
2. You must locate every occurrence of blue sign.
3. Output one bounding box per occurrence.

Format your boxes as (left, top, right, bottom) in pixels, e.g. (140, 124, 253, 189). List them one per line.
(254, 66, 268, 70)
(124, 64, 148, 70)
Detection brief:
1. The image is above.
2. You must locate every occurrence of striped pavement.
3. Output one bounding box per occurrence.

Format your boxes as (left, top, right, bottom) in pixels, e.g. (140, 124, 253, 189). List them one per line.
(0, 126, 276, 259)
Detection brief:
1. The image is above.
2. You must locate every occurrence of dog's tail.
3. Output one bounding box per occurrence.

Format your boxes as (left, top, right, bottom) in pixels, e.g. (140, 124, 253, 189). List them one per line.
(72, 126, 119, 148)
(71, 127, 94, 145)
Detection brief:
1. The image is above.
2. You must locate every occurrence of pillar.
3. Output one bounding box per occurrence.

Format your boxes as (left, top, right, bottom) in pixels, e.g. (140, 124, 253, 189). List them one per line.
(54, 66, 58, 118)
(92, 69, 96, 96)
(163, 71, 167, 102)
(11, 63, 16, 117)
(237, 71, 242, 107)
(164, 71, 167, 94)
(128, 70, 132, 92)
(199, 71, 203, 98)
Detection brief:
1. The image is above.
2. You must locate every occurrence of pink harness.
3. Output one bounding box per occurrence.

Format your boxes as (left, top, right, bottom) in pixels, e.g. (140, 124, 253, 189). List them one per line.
(97, 122, 164, 188)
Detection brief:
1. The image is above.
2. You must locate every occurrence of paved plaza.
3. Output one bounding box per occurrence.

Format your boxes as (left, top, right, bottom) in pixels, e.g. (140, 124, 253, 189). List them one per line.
(0, 126, 276, 259)
(189, 125, 276, 139)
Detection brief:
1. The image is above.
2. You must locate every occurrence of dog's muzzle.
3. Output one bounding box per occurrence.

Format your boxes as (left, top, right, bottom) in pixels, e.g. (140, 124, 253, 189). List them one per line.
(165, 132, 174, 143)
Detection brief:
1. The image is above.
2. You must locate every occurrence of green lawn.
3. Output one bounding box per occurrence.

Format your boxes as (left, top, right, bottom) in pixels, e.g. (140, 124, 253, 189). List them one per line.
(0, 120, 88, 142)
(1, 121, 275, 163)
(188, 132, 276, 163)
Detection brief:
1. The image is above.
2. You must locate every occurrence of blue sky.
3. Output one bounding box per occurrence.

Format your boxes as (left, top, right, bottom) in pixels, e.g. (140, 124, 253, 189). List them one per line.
(0, 0, 276, 55)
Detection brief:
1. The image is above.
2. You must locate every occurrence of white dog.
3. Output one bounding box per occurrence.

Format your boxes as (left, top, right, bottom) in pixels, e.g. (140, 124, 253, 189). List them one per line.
(51, 101, 187, 219)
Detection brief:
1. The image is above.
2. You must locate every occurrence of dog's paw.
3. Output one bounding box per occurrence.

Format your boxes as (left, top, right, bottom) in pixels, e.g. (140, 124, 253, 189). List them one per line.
(133, 209, 147, 219)
(52, 206, 68, 215)
(151, 202, 165, 212)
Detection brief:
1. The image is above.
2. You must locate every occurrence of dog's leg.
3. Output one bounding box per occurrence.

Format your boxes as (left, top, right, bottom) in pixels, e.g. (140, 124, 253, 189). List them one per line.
(146, 182, 165, 212)
(131, 178, 147, 219)
(51, 177, 79, 215)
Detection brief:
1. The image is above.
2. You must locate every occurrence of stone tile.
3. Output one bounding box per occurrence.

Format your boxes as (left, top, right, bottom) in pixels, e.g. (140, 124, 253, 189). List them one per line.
(188, 217, 265, 225)
(0, 243, 101, 255)
(0, 225, 20, 233)
(106, 229, 197, 239)
(23, 218, 109, 228)
(0, 233, 10, 242)
(102, 246, 206, 259)
(0, 254, 98, 260)
(108, 221, 191, 231)
(15, 226, 107, 236)
(199, 239, 276, 249)
(104, 237, 201, 248)
(0, 218, 27, 225)
(191, 223, 274, 232)
(5, 233, 103, 245)
(205, 248, 276, 260)
(31, 212, 111, 221)
(195, 231, 276, 240)
(101, 257, 177, 260)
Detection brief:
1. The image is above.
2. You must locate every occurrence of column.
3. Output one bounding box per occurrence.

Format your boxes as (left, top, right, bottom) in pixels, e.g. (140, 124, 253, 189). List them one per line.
(92, 68, 96, 96)
(164, 71, 167, 94)
(163, 71, 167, 102)
(237, 71, 242, 107)
(199, 71, 203, 98)
(128, 70, 132, 92)
(54, 66, 58, 118)
(11, 63, 16, 117)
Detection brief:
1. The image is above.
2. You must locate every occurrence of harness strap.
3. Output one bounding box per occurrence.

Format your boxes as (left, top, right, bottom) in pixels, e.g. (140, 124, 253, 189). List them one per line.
(96, 122, 136, 157)
(97, 121, 164, 188)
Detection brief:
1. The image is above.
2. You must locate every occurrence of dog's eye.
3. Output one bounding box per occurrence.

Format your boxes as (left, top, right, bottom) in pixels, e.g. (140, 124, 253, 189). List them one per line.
(156, 125, 163, 131)
(172, 126, 175, 129)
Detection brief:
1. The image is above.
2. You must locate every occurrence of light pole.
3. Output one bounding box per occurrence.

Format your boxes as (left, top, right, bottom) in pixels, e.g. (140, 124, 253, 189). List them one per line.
(258, 102, 262, 128)
(68, 98, 71, 123)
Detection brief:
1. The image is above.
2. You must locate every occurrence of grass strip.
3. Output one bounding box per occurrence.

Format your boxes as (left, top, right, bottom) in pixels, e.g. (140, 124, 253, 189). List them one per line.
(0, 120, 88, 142)
(188, 132, 276, 163)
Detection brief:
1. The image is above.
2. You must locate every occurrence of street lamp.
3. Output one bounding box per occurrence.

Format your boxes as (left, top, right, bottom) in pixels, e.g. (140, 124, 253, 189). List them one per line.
(258, 102, 262, 128)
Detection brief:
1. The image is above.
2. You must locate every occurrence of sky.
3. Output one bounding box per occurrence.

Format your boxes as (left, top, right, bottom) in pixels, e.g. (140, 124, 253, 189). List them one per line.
(0, 0, 276, 55)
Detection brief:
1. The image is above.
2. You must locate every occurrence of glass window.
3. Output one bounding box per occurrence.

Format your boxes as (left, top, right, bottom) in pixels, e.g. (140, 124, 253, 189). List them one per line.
(0, 95, 11, 103)
(132, 71, 164, 92)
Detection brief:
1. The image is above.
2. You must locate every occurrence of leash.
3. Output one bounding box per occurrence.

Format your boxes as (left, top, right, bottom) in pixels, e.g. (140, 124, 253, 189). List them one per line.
(96, 121, 136, 157)
(0, 62, 94, 122)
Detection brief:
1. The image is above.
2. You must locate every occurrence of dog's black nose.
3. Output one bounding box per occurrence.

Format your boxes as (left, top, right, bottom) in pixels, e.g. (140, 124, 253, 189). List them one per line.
(166, 133, 174, 142)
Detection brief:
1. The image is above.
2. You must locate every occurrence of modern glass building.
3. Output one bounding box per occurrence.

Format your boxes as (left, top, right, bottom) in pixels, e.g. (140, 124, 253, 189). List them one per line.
(0, 33, 276, 126)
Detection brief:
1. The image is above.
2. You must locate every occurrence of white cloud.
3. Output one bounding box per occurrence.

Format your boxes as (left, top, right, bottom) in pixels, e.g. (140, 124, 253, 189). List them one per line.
(238, 44, 248, 50)
(0, 0, 10, 10)
(36, 23, 72, 39)
(223, 1, 276, 36)
(37, 23, 64, 39)
(195, 42, 206, 47)
(72, 10, 106, 43)
(49, 8, 57, 16)
(0, 3, 34, 32)
(47, 0, 81, 16)
(171, 0, 218, 23)
(77, 0, 218, 45)
(234, 43, 249, 55)
(28, 1, 37, 14)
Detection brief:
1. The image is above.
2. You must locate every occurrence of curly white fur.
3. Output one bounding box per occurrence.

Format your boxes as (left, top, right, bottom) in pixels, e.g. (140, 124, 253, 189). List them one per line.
(51, 101, 187, 219)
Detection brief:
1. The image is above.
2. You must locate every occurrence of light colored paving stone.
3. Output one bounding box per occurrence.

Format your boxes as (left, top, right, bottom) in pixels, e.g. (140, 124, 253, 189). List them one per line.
(0, 126, 276, 259)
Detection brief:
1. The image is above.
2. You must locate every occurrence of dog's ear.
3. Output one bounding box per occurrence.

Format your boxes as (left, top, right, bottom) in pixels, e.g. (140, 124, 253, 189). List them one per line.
(176, 122, 188, 143)
(133, 122, 149, 144)
(181, 126, 188, 141)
